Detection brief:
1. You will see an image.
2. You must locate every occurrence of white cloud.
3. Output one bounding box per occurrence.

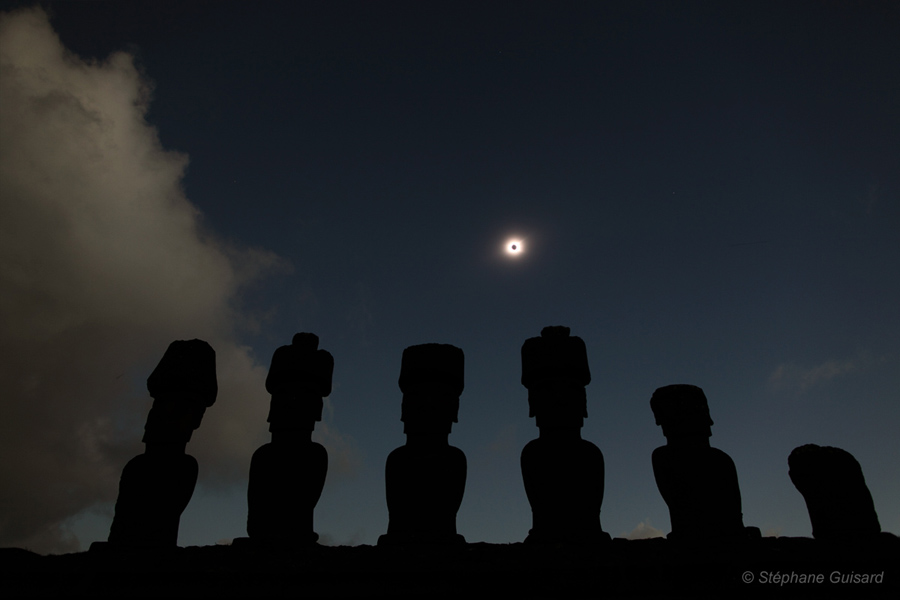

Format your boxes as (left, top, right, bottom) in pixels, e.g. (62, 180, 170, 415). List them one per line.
(620, 519, 666, 540)
(0, 7, 282, 553)
(768, 357, 863, 392)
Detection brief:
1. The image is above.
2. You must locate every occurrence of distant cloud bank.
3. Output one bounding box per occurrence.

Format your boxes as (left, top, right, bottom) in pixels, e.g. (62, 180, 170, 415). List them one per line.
(621, 519, 665, 540)
(0, 7, 282, 553)
(768, 354, 888, 392)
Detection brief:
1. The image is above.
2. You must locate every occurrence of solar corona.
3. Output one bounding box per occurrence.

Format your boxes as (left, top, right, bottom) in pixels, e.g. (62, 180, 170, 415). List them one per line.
(505, 239, 523, 256)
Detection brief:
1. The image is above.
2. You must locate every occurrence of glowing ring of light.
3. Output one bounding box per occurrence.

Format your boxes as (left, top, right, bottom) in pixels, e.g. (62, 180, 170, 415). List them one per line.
(505, 239, 524, 256)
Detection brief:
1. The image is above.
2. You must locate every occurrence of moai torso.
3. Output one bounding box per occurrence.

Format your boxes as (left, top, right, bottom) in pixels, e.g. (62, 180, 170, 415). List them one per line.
(106, 339, 217, 548)
(650, 384, 749, 542)
(520, 326, 607, 544)
(247, 333, 333, 546)
(789, 444, 881, 541)
(379, 343, 467, 545)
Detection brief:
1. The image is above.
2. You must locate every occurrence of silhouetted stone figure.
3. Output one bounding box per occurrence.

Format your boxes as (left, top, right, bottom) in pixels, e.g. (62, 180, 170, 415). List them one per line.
(520, 326, 607, 544)
(650, 384, 756, 542)
(246, 333, 333, 546)
(788, 444, 881, 541)
(378, 343, 467, 545)
(105, 339, 217, 548)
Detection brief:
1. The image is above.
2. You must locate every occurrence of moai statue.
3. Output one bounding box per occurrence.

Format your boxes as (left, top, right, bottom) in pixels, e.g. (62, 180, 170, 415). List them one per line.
(788, 444, 881, 541)
(104, 339, 217, 548)
(520, 326, 607, 544)
(378, 343, 467, 545)
(650, 384, 756, 542)
(247, 333, 334, 546)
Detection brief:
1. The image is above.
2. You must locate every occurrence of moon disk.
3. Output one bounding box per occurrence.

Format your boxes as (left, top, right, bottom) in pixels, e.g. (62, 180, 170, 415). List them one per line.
(505, 239, 524, 256)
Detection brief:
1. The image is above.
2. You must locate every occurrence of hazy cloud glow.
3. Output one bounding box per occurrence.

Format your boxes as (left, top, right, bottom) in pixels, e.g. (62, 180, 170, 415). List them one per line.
(621, 519, 665, 540)
(768, 355, 884, 392)
(0, 7, 282, 553)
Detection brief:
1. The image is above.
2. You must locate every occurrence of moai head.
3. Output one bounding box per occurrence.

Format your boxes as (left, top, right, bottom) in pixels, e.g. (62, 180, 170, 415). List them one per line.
(521, 326, 590, 429)
(143, 339, 218, 445)
(398, 343, 464, 435)
(788, 444, 881, 539)
(265, 333, 334, 432)
(650, 384, 714, 442)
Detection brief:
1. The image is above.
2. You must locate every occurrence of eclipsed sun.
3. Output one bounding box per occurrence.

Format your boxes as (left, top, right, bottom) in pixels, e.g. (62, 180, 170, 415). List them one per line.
(505, 239, 524, 256)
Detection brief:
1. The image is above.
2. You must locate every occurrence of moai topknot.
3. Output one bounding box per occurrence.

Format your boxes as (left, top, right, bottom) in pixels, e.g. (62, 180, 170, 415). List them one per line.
(247, 333, 334, 546)
(104, 339, 217, 548)
(650, 384, 756, 542)
(788, 444, 881, 541)
(378, 343, 467, 545)
(520, 326, 607, 544)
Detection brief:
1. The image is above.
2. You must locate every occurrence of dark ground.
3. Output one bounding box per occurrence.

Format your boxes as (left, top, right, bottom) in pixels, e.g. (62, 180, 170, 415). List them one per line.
(3, 536, 898, 598)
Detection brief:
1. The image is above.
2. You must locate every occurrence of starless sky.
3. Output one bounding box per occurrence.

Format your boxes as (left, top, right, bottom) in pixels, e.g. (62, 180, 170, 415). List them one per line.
(0, 1, 898, 553)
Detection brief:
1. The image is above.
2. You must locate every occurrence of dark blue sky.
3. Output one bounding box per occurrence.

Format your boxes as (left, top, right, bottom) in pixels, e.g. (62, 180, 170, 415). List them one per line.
(1, 1, 897, 552)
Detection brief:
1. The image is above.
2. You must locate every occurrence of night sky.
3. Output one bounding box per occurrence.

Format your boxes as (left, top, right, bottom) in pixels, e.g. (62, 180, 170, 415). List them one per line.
(1, 1, 898, 554)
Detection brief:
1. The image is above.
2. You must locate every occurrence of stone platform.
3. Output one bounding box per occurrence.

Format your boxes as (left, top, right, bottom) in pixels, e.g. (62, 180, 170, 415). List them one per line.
(3, 536, 898, 598)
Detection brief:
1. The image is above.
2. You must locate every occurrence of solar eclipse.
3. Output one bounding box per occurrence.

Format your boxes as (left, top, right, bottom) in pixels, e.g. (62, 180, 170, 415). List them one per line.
(505, 239, 524, 256)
